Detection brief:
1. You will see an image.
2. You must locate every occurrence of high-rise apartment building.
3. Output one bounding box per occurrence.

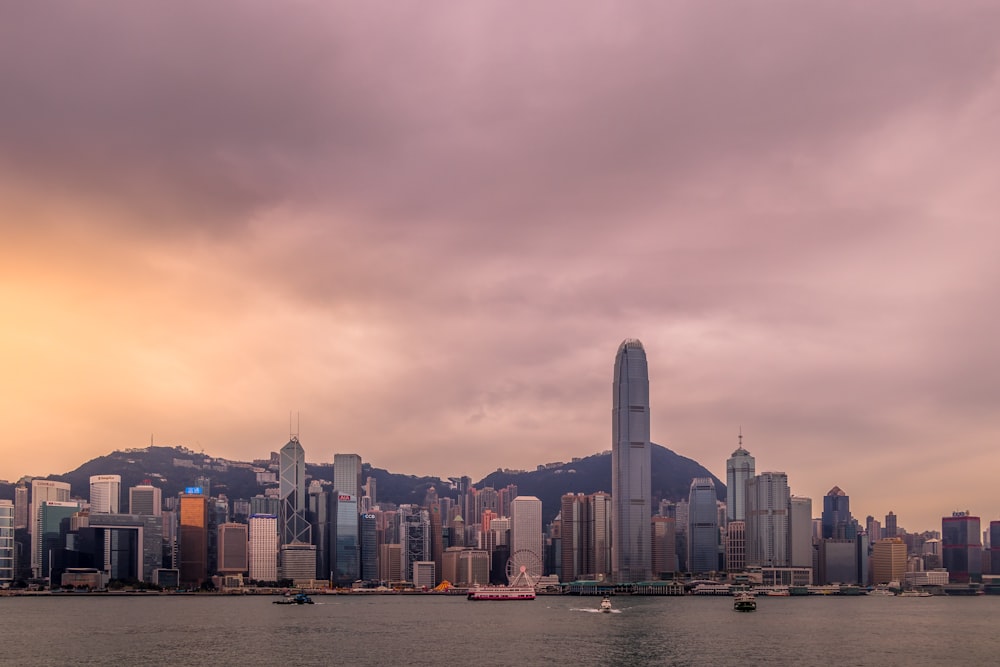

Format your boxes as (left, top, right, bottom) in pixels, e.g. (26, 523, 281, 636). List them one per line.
(218, 523, 249, 574)
(279, 437, 311, 546)
(611, 338, 652, 583)
(688, 478, 719, 574)
(129, 483, 162, 516)
(726, 435, 755, 522)
(89, 475, 121, 514)
(510, 496, 543, 578)
(333, 453, 362, 498)
(942, 512, 982, 583)
(745, 472, 790, 568)
(30, 479, 71, 578)
(248, 514, 278, 582)
(560, 492, 612, 582)
(179, 491, 208, 587)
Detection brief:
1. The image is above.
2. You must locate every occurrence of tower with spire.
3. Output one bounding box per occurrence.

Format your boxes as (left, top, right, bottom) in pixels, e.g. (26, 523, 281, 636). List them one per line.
(726, 428, 755, 522)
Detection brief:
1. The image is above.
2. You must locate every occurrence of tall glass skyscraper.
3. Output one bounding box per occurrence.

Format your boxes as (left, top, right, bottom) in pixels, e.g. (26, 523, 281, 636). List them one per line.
(280, 436, 311, 546)
(821, 486, 856, 539)
(612, 339, 652, 583)
(688, 478, 719, 574)
(726, 435, 755, 522)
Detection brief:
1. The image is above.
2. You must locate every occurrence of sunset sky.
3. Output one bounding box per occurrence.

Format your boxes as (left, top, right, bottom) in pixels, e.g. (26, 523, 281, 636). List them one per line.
(3, 3, 1000, 531)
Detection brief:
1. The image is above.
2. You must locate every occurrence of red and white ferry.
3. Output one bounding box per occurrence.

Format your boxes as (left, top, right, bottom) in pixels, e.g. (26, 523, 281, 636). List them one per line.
(466, 586, 536, 601)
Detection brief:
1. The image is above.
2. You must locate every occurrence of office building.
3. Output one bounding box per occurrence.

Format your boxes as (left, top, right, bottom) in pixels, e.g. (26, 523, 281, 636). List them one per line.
(89, 475, 121, 514)
(129, 484, 162, 516)
(688, 478, 719, 574)
(280, 543, 318, 582)
(333, 453, 363, 498)
(307, 483, 329, 580)
(279, 436, 311, 546)
(360, 512, 378, 582)
(726, 434, 755, 522)
(652, 516, 678, 577)
(871, 538, 907, 585)
(990, 522, 1000, 576)
(179, 491, 208, 587)
(745, 472, 789, 568)
(884, 511, 898, 539)
(30, 480, 71, 578)
(942, 512, 982, 583)
(331, 494, 360, 586)
(561, 492, 612, 582)
(400, 505, 430, 584)
(789, 496, 813, 570)
(510, 496, 543, 578)
(0, 500, 14, 583)
(725, 520, 745, 572)
(218, 523, 249, 574)
(82, 513, 164, 582)
(39, 500, 81, 581)
(611, 338, 652, 582)
(822, 486, 857, 539)
(248, 514, 278, 582)
(14, 482, 28, 530)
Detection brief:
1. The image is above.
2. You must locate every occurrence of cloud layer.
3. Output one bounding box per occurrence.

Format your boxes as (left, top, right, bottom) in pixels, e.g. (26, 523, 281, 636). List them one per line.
(3, 2, 1000, 530)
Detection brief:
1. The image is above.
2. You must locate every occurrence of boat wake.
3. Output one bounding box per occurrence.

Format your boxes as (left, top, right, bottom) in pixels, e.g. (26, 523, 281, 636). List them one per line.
(571, 607, 623, 614)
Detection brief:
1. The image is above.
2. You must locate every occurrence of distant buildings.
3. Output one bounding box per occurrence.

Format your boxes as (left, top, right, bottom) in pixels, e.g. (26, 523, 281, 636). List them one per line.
(611, 338, 652, 583)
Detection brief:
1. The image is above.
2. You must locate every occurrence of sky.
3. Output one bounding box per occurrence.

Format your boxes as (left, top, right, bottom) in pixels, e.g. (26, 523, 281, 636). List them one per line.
(2, 2, 1000, 532)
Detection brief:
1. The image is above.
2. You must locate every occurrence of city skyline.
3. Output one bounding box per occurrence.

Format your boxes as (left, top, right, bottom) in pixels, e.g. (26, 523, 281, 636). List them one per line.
(4, 3, 1000, 536)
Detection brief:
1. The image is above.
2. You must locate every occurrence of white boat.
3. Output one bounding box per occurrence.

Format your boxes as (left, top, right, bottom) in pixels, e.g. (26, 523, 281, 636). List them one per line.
(599, 596, 613, 613)
(869, 587, 895, 596)
(898, 590, 932, 597)
(734, 592, 757, 612)
(466, 586, 536, 601)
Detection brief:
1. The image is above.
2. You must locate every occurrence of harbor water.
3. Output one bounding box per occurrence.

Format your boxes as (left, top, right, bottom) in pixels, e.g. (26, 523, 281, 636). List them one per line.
(3, 593, 999, 666)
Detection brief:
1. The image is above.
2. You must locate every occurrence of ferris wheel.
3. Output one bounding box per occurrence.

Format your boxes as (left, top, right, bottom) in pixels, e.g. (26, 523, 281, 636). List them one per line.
(506, 549, 543, 587)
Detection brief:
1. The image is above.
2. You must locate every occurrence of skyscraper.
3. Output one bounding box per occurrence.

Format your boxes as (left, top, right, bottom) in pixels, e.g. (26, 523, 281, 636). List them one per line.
(510, 496, 543, 578)
(30, 479, 71, 578)
(331, 493, 360, 586)
(248, 514, 278, 582)
(789, 496, 813, 571)
(821, 486, 856, 539)
(14, 482, 28, 530)
(0, 500, 14, 584)
(333, 453, 362, 498)
(745, 472, 789, 568)
(217, 523, 249, 574)
(688, 478, 719, 574)
(179, 491, 208, 587)
(726, 434, 755, 522)
(611, 338, 652, 583)
(942, 511, 982, 583)
(279, 436, 311, 546)
(89, 475, 121, 514)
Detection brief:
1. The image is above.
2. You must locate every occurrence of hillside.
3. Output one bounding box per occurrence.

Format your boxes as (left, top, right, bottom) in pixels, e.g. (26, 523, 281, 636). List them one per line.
(0, 443, 723, 525)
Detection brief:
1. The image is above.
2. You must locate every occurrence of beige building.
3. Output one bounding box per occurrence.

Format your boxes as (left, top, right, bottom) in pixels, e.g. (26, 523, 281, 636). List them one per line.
(872, 538, 907, 585)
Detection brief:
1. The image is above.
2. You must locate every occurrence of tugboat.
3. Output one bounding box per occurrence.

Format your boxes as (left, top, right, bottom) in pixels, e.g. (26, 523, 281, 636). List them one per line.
(599, 596, 613, 613)
(273, 592, 314, 605)
(733, 591, 757, 612)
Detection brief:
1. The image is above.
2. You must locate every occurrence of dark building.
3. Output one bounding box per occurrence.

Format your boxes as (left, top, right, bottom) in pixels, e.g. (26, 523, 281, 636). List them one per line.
(822, 487, 857, 540)
(991, 521, 1000, 576)
(308, 486, 330, 580)
(359, 513, 378, 582)
(884, 511, 898, 539)
(179, 492, 208, 587)
(943, 512, 982, 583)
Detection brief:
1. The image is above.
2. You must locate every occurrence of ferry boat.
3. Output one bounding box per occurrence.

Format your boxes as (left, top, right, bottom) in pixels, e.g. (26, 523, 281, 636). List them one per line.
(273, 592, 314, 605)
(733, 592, 757, 612)
(466, 586, 536, 601)
(599, 596, 613, 613)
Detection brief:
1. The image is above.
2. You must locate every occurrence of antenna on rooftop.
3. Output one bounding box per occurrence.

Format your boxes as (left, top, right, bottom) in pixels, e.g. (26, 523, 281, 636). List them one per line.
(738, 425, 743, 448)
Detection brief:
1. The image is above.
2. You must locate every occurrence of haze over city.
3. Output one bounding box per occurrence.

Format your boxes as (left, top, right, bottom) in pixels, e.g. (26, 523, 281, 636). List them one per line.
(3, 3, 1000, 532)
